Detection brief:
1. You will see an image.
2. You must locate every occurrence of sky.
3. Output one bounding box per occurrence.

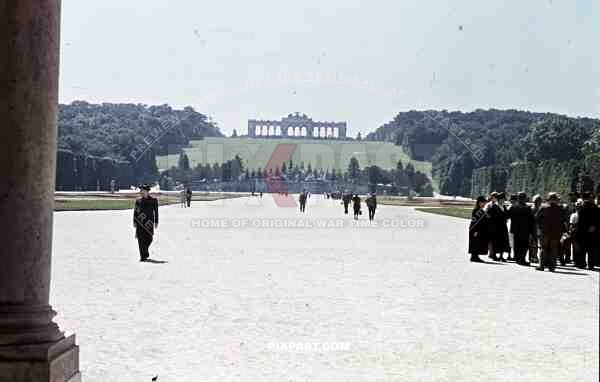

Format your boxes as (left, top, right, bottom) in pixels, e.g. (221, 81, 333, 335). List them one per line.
(59, 0, 600, 137)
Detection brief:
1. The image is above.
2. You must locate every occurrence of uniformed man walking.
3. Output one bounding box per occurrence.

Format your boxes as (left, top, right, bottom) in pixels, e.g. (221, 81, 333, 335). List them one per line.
(133, 184, 159, 262)
(352, 194, 362, 220)
(366, 193, 377, 221)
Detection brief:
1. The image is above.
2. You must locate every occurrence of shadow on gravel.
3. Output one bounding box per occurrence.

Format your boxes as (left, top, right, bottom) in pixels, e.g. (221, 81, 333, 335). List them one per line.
(478, 261, 508, 265)
(143, 259, 168, 264)
(551, 270, 588, 276)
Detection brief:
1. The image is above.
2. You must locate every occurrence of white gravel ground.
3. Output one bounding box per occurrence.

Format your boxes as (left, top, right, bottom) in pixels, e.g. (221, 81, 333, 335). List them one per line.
(50, 194, 599, 382)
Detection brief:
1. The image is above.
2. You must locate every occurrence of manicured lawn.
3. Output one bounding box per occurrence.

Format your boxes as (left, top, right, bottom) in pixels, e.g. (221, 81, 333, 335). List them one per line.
(54, 193, 245, 211)
(414, 207, 472, 220)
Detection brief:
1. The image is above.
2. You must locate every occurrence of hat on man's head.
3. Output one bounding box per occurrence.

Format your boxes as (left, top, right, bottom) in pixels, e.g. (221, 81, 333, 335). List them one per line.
(476, 196, 487, 204)
(510, 193, 518, 201)
(140, 184, 151, 191)
(490, 191, 500, 199)
(518, 191, 528, 202)
(533, 194, 542, 203)
(547, 192, 560, 201)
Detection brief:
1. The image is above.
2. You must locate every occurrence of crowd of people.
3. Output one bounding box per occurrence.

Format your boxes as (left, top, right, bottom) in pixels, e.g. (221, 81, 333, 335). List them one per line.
(468, 191, 599, 271)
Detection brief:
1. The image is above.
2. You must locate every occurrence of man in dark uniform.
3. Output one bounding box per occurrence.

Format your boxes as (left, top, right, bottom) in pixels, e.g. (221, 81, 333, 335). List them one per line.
(299, 190, 307, 213)
(133, 184, 159, 262)
(507, 192, 535, 265)
(578, 192, 599, 270)
(535, 192, 564, 272)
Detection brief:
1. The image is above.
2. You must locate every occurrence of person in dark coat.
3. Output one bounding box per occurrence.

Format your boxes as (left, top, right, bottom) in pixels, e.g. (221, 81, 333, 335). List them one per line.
(133, 184, 159, 262)
(577, 192, 599, 270)
(186, 188, 192, 207)
(529, 194, 543, 263)
(484, 192, 510, 261)
(299, 190, 307, 213)
(535, 193, 565, 272)
(469, 196, 488, 262)
(352, 194, 361, 220)
(366, 193, 377, 221)
(507, 192, 535, 265)
(342, 192, 352, 215)
(570, 199, 584, 268)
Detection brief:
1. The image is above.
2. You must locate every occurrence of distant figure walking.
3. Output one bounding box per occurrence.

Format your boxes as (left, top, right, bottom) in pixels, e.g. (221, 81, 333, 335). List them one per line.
(299, 190, 307, 213)
(366, 193, 377, 221)
(352, 194, 361, 220)
(134, 184, 159, 262)
(343, 192, 351, 215)
(186, 188, 192, 207)
(260, 192, 263, 198)
(180, 189, 186, 208)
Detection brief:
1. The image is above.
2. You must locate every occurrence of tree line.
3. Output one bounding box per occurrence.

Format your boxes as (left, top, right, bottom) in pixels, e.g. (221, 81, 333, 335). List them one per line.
(366, 109, 600, 196)
(55, 101, 223, 188)
(161, 153, 434, 196)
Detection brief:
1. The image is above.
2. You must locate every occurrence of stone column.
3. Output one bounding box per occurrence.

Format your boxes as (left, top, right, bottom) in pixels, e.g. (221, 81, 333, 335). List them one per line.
(0, 1, 81, 381)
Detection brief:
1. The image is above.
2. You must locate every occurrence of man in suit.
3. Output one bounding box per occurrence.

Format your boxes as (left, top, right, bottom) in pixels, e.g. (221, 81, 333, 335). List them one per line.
(535, 193, 565, 272)
(507, 192, 535, 265)
(133, 184, 159, 261)
(577, 192, 599, 270)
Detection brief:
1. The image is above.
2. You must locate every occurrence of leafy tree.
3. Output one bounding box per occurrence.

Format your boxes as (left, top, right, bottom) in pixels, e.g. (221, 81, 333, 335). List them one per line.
(524, 117, 589, 162)
(178, 152, 190, 170)
(348, 157, 360, 179)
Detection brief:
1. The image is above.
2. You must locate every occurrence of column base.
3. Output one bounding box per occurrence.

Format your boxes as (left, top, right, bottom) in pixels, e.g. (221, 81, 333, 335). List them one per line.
(0, 334, 80, 382)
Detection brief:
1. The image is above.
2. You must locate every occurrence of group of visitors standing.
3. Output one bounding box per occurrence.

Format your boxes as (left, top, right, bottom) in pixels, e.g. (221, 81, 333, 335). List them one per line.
(469, 191, 599, 271)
